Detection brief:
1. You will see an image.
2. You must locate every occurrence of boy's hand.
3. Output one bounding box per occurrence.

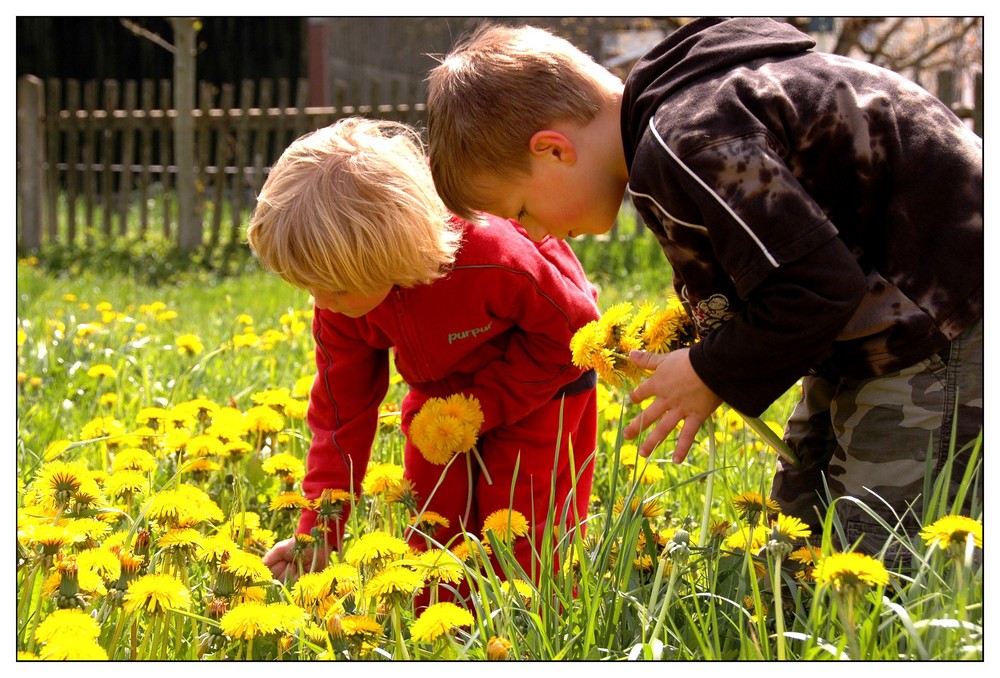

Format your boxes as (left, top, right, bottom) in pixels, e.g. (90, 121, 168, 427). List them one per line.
(263, 537, 332, 584)
(623, 348, 722, 463)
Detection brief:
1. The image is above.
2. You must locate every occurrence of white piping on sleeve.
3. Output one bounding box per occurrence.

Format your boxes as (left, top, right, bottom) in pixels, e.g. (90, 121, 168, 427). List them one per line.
(648, 118, 779, 268)
(625, 186, 709, 233)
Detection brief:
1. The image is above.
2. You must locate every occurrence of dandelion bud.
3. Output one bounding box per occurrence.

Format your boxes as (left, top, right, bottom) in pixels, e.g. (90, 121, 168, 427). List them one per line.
(205, 597, 228, 620)
(326, 613, 345, 641)
(134, 530, 151, 556)
(486, 635, 513, 660)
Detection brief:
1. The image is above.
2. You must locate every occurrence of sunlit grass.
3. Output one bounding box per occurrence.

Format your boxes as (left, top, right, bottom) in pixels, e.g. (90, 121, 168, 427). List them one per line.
(15, 256, 983, 661)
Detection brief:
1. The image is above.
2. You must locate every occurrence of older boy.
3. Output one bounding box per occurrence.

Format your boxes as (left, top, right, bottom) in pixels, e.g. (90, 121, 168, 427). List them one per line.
(247, 117, 599, 581)
(427, 18, 982, 558)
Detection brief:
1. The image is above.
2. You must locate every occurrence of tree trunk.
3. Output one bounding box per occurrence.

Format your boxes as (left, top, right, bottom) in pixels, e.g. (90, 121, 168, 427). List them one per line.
(171, 18, 201, 252)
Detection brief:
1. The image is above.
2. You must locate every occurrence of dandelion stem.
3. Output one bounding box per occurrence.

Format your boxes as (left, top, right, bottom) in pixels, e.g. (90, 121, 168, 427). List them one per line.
(391, 605, 410, 660)
(650, 563, 680, 645)
(770, 555, 787, 660)
(698, 416, 717, 548)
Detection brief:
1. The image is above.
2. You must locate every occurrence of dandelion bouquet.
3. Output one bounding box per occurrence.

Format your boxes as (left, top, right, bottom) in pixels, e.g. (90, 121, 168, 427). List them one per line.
(408, 393, 484, 466)
(569, 299, 797, 466)
(570, 300, 695, 388)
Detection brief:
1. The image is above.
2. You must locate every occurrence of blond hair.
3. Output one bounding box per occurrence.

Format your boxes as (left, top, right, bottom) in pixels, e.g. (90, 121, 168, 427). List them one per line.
(427, 24, 619, 220)
(246, 117, 461, 295)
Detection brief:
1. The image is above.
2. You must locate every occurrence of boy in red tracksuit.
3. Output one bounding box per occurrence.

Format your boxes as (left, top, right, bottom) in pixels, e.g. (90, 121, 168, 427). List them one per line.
(246, 117, 599, 585)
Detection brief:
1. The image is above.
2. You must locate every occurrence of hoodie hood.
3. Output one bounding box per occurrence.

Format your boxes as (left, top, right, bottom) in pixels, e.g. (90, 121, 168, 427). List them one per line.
(621, 17, 815, 166)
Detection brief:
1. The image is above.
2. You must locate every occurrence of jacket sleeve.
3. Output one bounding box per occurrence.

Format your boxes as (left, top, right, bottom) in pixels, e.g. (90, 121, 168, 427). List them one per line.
(689, 237, 866, 415)
(462, 231, 600, 432)
(638, 134, 866, 415)
(296, 307, 389, 545)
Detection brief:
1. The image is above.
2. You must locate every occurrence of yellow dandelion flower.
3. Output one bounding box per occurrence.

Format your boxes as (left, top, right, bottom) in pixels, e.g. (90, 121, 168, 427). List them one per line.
(79, 415, 125, 442)
(123, 573, 191, 615)
(183, 458, 221, 474)
(198, 534, 240, 567)
(23, 523, 71, 554)
(42, 439, 73, 462)
(731, 491, 781, 525)
(770, 513, 812, 542)
(500, 578, 534, 605)
(383, 476, 418, 504)
(291, 570, 339, 610)
(789, 545, 821, 566)
(220, 602, 305, 640)
(813, 552, 889, 592)
(919, 514, 983, 550)
(612, 496, 665, 519)
(724, 525, 769, 553)
(410, 601, 475, 643)
(111, 447, 158, 473)
(136, 406, 170, 429)
(35, 608, 101, 645)
(86, 363, 116, 379)
(251, 387, 293, 409)
(220, 549, 273, 585)
(482, 509, 530, 543)
(364, 564, 425, 602)
(408, 394, 483, 465)
(362, 462, 405, 495)
(184, 434, 223, 457)
(157, 527, 204, 552)
(176, 333, 205, 355)
(269, 492, 312, 512)
(486, 635, 513, 660)
(409, 510, 451, 536)
(261, 452, 305, 483)
(38, 638, 109, 660)
(102, 471, 147, 501)
(414, 549, 465, 585)
(344, 531, 410, 569)
(245, 404, 285, 434)
(76, 547, 121, 583)
(284, 398, 308, 420)
(292, 373, 315, 398)
(340, 614, 384, 640)
(438, 393, 485, 432)
(233, 331, 259, 348)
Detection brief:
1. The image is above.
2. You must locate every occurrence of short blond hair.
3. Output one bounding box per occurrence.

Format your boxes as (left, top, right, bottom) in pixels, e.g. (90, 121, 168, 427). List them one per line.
(246, 117, 461, 296)
(427, 24, 618, 220)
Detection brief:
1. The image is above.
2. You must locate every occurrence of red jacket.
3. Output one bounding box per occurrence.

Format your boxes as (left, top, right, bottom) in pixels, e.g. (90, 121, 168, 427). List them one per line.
(298, 216, 599, 537)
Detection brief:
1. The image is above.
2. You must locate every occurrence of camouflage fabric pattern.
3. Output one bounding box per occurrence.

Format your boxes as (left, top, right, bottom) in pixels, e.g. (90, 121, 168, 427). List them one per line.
(771, 319, 982, 562)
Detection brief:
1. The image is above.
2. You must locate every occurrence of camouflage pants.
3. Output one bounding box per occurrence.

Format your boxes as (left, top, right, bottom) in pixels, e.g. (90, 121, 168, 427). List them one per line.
(771, 319, 983, 562)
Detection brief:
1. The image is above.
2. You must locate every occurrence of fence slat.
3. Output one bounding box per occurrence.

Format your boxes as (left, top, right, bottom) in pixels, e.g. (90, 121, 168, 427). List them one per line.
(17, 76, 44, 250)
(44, 78, 62, 243)
(138, 79, 156, 235)
(159, 79, 173, 239)
(101, 80, 119, 236)
(119, 81, 138, 236)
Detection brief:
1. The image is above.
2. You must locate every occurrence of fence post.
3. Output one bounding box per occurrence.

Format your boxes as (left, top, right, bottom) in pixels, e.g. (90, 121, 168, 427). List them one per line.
(17, 75, 45, 251)
(171, 17, 202, 252)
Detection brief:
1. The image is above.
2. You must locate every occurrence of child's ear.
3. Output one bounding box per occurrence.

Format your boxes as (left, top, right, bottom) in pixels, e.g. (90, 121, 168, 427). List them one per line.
(528, 130, 577, 164)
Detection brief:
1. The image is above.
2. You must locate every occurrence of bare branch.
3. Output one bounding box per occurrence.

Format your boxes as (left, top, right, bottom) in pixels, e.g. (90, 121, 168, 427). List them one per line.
(120, 18, 175, 54)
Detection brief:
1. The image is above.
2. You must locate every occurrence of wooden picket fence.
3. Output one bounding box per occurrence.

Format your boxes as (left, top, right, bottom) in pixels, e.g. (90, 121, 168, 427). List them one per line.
(16, 75, 426, 251)
(16, 69, 982, 253)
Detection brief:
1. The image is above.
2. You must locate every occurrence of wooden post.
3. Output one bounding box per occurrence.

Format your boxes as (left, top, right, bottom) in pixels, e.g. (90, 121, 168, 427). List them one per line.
(17, 75, 45, 251)
(171, 17, 201, 252)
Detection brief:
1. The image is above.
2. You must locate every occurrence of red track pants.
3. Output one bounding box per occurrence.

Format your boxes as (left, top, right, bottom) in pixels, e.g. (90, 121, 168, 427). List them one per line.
(401, 387, 597, 586)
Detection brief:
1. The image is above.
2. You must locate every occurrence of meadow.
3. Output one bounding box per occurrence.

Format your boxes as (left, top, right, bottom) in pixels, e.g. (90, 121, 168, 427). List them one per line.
(15, 220, 983, 661)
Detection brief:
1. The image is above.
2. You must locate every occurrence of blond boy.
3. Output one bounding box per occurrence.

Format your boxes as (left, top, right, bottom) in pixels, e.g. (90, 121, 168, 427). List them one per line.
(247, 117, 600, 580)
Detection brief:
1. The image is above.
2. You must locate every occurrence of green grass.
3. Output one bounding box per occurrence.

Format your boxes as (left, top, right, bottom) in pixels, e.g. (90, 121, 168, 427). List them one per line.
(15, 241, 983, 661)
